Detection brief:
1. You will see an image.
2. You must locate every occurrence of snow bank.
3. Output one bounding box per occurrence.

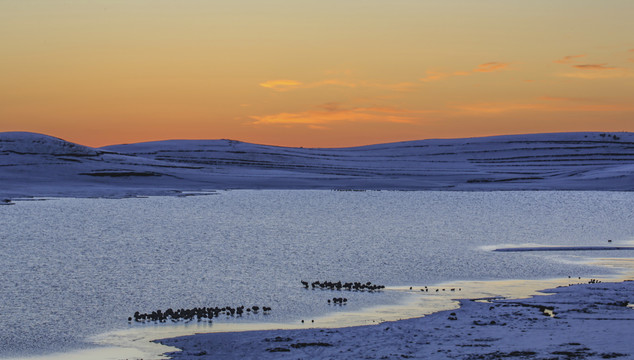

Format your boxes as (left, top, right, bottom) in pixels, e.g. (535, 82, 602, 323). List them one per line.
(494, 246, 634, 252)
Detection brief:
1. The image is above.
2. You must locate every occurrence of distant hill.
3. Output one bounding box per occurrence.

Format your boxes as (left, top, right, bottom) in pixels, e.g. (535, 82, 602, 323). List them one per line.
(1, 131, 633, 198)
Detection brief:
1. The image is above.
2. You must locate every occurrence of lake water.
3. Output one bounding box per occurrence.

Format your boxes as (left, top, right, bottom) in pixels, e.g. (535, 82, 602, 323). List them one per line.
(1, 191, 633, 358)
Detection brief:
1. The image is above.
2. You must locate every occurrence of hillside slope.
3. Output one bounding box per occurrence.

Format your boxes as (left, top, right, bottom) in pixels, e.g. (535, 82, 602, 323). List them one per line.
(1, 131, 633, 198)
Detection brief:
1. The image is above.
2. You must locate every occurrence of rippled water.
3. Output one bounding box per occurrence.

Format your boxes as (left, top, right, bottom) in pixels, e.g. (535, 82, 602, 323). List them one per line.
(1, 191, 633, 358)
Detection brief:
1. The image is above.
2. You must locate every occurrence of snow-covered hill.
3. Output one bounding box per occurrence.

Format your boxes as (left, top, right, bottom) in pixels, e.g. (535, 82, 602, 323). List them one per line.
(1, 131, 633, 198)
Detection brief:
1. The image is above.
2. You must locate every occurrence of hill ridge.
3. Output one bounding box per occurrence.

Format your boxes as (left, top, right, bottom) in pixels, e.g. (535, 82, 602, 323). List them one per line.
(1, 131, 633, 198)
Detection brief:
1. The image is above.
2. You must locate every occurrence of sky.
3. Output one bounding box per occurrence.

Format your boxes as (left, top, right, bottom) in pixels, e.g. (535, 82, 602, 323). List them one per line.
(1, 0, 633, 147)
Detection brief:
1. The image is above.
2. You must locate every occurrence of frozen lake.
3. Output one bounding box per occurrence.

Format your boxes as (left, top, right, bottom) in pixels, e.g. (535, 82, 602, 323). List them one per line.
(1, 191, 633, 358)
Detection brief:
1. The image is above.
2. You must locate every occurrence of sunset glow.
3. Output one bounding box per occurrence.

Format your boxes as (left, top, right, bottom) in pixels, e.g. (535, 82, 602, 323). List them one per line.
(1, 0, 633, 147)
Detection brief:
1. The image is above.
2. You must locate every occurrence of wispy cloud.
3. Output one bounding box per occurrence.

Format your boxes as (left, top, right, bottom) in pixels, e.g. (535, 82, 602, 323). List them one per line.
(259, 79, 417, 92)
(572, 63, 618, 70)
(250, 103, 423, 126)
(473, 62, 510, 73)
(263, 62, 511, 92)
(420, 62, 509, 83)
(259, 80, 303, 92)
(313, 79, 357, 88)
(420, 70, 470, 82)
(553, 54, 586, 64)
(553, 53, 627, 78)
(555, 56, 633, 79)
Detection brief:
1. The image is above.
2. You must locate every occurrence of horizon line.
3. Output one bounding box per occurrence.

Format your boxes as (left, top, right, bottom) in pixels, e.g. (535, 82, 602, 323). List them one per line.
(1, 130, 632, 150)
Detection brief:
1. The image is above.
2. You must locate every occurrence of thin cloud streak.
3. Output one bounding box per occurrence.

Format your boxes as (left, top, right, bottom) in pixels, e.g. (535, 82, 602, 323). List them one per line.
(554, 55, 586, 64)
(473, 62, 510, 73)
(250, 104, 426, 126)
(259, 80, 303, 91)
(262, 62, 510, 92)
(251, 96, 634, 129)
(420, 70, 470, 82)
(572, 64, 618, 70)
(259, 79, 418, 92)
(420, 62, 509, 82)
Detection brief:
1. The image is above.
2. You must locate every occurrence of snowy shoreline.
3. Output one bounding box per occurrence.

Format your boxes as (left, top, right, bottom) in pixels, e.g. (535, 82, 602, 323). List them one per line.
(156, 279, 634, 360)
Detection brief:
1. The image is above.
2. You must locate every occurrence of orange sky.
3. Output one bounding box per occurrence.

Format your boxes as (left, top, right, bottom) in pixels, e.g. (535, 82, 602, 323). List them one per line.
(1, 0, 633, 147)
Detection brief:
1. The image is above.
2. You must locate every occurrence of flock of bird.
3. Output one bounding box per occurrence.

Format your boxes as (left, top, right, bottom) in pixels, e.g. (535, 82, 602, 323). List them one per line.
(329, 297, 348, 305)
(410, 286, 461, 292)
(567, 276, 603, 286)
(129, 280, 386, 324)
(128, 277, 605, 325)
(301, 280, 385, 292)
(130, 305, 271, 323)
(129, 281, 474, 324)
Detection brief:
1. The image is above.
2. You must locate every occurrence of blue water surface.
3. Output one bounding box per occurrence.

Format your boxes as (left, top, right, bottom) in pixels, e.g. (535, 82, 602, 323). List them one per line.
(0, 190, 632, 357)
